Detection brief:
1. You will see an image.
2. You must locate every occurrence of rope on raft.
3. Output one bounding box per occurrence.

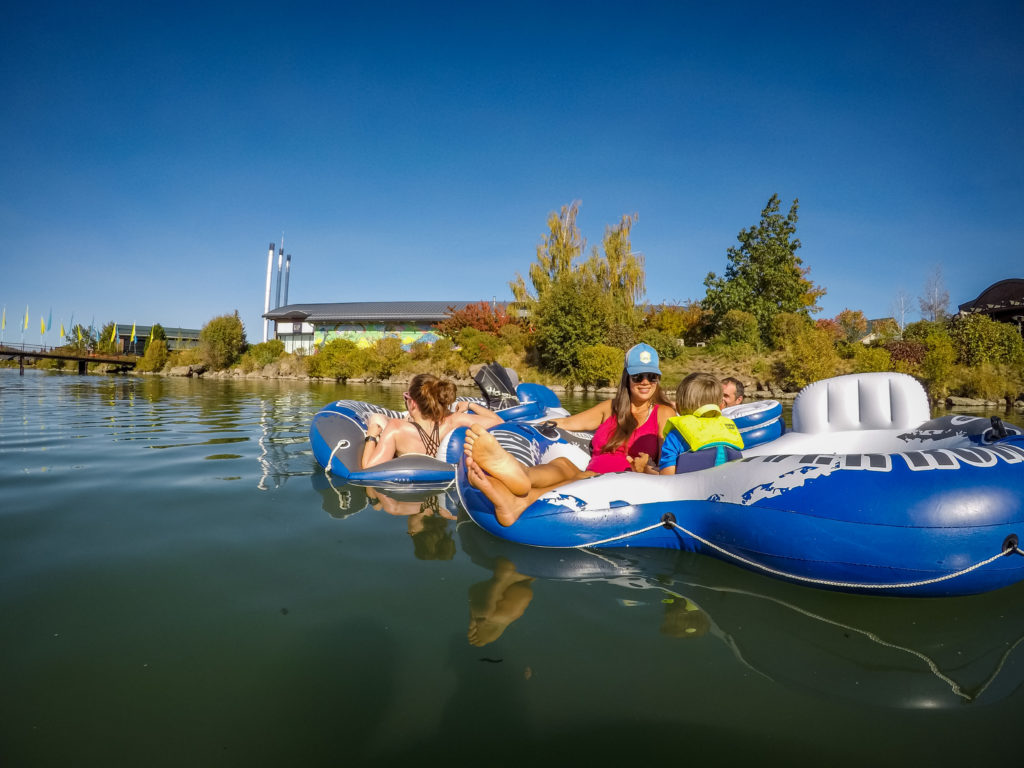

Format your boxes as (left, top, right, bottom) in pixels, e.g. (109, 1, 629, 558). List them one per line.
(325, 438, 351, 475)
(573, 519, 1023, 591)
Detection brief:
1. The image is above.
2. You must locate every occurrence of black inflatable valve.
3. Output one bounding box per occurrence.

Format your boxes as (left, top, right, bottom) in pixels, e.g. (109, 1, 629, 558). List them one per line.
(991, 416, 1009, 440)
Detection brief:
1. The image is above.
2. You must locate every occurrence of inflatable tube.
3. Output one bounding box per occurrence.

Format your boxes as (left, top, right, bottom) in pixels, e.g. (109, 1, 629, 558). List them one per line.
(457, 373, 1024, 596)
(308, 385, 564, 488)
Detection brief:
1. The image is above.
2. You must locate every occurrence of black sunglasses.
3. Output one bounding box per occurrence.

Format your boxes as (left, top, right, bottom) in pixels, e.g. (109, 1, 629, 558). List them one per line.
(629, 373, 660, 383)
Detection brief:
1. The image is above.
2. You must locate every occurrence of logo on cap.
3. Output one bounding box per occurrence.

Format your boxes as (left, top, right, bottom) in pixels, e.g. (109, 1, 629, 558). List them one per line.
(640, 351, 651, 364)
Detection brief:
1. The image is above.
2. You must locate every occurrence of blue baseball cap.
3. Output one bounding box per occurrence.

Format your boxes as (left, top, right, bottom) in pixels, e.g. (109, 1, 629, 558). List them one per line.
(625, 343, 661, 376)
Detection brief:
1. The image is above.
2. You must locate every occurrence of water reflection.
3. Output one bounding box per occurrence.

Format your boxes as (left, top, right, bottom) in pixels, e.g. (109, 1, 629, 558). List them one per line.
(457, 522, 1024, 709)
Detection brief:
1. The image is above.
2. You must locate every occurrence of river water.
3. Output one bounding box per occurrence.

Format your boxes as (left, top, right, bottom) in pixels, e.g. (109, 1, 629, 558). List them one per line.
(2, 369, 1023, 767)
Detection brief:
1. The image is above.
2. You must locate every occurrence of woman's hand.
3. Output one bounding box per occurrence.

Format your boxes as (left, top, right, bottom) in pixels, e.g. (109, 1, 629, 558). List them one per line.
(627, 452, 651, 474)
(365, 413, 388, 435)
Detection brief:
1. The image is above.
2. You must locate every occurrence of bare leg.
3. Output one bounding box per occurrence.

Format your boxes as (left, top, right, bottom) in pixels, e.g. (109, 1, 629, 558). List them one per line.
(463, 424, 531, 496)
(467, 557, 534, 647)
(466, 456, 535, 526)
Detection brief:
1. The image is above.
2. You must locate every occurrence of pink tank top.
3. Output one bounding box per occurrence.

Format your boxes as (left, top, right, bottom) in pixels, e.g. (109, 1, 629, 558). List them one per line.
(586, 405, 662, 473)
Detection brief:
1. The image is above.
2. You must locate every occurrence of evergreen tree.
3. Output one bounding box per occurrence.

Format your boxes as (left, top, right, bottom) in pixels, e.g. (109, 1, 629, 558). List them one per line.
(703, 194, 825, 343)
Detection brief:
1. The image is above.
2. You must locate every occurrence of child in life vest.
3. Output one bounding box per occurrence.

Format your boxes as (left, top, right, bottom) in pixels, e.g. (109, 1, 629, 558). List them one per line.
(658, 372, 744, 475)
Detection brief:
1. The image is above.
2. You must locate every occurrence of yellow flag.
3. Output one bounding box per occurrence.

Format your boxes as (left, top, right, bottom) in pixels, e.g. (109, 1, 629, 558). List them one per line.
(77, 325, 83, 342)
(41, 316, 46, 334)
(23, 306, 29, 332)
(61, 322, 66, 339)
(1, 306, 5, 331)
(110, 323, 117, 343)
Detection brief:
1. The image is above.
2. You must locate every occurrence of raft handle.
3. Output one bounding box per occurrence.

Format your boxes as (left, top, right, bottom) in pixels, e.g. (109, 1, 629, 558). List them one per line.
(661, 512, 677, 529)
(990, 416, 1009, 441)
(1004, 534, 1021, 555)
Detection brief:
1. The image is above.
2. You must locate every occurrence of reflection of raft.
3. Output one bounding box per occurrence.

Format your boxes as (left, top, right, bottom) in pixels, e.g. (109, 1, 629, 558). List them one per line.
(457, 522, 1024, 708)
(309, 381, 567, 488)
(457, 373, 1024, 596)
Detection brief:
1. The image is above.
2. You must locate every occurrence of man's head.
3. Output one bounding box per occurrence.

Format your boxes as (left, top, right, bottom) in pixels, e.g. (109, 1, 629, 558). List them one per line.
(721, 377, 745, 408)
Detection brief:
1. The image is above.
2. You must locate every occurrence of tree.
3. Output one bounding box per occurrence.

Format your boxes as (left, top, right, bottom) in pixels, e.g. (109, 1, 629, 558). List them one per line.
(581, 213, 645, 328)
(644, 301, 704, 341)
(533, 277, 612, 382)
(510, 200, 585, 312)
(135, 339, 169, 373)
(199, 311, 247, 370)
(703, 194, 825, 343)
(919, 266, 950, 322)
(835, 309, 868, 344)
(434, 301, 520, 338)
(510, 202, 646, 331)
(891, 289, 912, 335)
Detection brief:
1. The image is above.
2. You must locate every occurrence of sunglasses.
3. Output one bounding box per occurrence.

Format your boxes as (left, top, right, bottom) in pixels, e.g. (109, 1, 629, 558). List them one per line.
(629, 373, 660, 384)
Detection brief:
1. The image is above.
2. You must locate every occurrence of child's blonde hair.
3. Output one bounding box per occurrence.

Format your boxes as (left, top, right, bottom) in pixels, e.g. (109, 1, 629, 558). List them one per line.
(675, 373, 722, 415)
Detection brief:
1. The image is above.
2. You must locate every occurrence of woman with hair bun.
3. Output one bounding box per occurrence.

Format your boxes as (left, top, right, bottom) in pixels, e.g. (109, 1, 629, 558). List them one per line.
(361, 373, 502, 468)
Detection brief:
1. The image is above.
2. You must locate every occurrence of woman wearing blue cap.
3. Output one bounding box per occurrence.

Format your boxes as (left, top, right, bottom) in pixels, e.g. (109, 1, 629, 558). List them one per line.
(464, 343, 676, 526)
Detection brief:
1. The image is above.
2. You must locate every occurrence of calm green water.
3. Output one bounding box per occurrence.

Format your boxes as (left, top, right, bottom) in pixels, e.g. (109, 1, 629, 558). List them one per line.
(2, 369, 1023, 767)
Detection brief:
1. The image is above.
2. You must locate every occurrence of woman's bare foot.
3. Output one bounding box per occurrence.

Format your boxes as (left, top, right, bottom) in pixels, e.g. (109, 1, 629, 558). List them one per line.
(463, 424, 531, 496)
(466, 456, 532, 527)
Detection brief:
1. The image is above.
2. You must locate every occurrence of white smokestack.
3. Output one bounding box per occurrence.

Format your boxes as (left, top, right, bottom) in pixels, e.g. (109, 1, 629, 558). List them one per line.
(263, 242, 274, 343)
(283, 254, 291, 307)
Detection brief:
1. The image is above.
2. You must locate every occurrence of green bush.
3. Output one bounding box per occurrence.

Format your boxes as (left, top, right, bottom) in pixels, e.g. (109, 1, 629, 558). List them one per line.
(851, 344, 891, 373)
(577, 344, 624, 388)
(920, 330, 956, 401)
(455, 328, 506, 364)
(534, 278, 612, 381)
(770, 312, 809, 350)
(365, 337, 407, 379)
(776, 326, 839, 389)
(199, 311, 247, 370)
(136, 339, 169, 373)
(715, 309, 760, 347)
(238, 339, 285, 372)
(638, 329, 681, 361)
(307, 338, 366, 380)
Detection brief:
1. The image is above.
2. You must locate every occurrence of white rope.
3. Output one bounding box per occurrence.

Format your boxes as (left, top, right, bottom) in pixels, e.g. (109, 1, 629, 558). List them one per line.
(576, 519, 1021, 591)
(325, 439, 351, 475)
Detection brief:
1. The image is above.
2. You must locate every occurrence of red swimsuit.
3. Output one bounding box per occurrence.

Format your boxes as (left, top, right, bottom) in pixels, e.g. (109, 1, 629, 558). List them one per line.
(585, 405, 662, 473)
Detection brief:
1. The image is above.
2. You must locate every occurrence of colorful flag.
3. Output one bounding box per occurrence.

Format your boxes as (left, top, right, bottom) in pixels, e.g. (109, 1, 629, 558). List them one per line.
(60, 321, 66, 339)
(41, 316, 46, 334)
(47, 308, 52, 334)
(110, 323, 117, 344)
(130, 322, 136, 345)
(23, 306, 29, 332)
(77, 325, 83, 343)
(1, 306, 5, 331)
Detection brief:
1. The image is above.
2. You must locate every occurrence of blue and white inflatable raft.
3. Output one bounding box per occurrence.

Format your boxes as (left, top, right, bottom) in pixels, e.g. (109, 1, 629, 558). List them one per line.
(309, 381, 567, 488)
(457, 373, 1024, 596)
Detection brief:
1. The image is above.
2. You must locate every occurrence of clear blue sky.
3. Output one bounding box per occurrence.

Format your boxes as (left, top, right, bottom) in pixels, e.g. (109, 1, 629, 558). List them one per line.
(2, 0, 1021, 344)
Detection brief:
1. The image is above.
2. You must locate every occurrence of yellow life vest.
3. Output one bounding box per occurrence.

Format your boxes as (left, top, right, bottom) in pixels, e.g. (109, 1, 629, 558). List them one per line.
(663, 404, 745, 452)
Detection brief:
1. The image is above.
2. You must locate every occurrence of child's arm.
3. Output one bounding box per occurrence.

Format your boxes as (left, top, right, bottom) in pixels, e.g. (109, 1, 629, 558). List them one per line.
(658, 431, 686, 475)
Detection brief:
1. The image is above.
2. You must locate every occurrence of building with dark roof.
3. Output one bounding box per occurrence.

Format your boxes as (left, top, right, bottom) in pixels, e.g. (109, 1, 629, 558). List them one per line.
(958, 279, 1024, 334)
(262, 301, 500, 352)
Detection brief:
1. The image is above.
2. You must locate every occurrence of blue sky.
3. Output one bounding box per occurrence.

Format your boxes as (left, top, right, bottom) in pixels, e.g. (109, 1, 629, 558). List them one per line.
(2, 1, 1021, 344)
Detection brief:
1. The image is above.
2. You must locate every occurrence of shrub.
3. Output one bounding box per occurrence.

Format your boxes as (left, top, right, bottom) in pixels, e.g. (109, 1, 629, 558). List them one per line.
(638, 329, 681, 361)
(776, 326, 839, 389)
(770, 312, 809, 350)
(884, 339, 927, 367)
(167, 347, 202, 368)
(455, 328, 505, 364)
(199, 311, 247, 370)
(136, 339, 169, 373)
(534, 278, 611, 381)
(238, 339, 285, 372)
(577, 344, 624, 388)
(307, 338, 366, 380)
(715, 310, 760, 347)
(434, 301, 520, 338)
(851, 344, 891, 373)
(365, 337, 407, 379)
(920, 330, 956, 401)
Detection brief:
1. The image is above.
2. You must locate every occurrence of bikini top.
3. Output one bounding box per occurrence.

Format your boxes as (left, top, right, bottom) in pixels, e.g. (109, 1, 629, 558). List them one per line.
(410, 418, 441, 457)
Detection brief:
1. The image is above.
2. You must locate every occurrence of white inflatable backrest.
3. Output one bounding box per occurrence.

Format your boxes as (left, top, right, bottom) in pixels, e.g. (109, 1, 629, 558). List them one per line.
(791, 372, 930, 434)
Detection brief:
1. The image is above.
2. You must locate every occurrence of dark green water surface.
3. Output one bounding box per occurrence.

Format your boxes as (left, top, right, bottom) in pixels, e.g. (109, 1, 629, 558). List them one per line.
(2, 370, 1023, 767)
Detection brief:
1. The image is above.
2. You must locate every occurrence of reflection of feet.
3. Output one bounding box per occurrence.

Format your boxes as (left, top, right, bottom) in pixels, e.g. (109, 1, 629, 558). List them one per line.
(464, 424, 530, 496)
(468, 557, 534, 647)
(467, 456, 531, 527)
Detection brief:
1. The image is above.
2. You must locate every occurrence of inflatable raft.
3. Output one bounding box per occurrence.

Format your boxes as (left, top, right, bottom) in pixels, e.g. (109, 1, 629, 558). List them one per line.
(309, 379, 568, 488)
(457, 373, 1024, 596)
